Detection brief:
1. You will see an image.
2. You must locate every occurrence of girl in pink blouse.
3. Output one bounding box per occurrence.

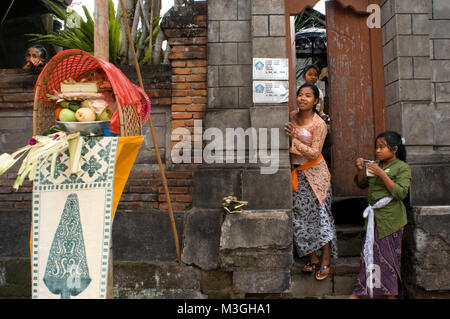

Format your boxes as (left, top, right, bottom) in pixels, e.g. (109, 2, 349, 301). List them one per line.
(285, 83, 337, 281)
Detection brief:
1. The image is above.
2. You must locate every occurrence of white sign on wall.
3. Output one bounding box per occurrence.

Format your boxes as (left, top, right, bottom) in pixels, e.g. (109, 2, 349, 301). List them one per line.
(252, 58, 289, 80)
(253, 81, 289, 104)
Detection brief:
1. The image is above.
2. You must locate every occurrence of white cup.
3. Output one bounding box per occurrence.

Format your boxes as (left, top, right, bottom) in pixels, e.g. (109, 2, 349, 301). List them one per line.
(365, 160, 375, 176)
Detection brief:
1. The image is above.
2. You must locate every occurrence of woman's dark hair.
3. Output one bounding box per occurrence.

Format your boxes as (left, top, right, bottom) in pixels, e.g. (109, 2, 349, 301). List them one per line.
(302, 64, 320, 77)
(296, 83, 321, 116)
(375, 131, 407, 162)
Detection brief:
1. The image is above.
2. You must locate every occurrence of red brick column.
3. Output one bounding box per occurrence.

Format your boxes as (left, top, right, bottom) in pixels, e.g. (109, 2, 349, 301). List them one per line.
(155, 1, 208, 212)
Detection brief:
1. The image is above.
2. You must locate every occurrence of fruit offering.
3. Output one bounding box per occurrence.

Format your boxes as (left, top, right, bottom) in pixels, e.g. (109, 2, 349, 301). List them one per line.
(46, 79, 114, 123)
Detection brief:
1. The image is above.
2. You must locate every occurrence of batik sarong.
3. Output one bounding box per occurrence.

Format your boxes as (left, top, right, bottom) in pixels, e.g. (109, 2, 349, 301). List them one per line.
(352, 225, 404, 297)
(292, 170, 338, 258)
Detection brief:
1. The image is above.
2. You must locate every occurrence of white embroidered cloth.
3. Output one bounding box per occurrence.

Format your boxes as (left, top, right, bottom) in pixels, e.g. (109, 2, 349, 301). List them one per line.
(31, 136, 118, 299)
(362, 196, 393, 298)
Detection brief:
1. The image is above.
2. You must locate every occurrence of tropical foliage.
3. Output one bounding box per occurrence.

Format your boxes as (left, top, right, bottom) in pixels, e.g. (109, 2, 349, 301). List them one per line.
(26, 0, 163, 65)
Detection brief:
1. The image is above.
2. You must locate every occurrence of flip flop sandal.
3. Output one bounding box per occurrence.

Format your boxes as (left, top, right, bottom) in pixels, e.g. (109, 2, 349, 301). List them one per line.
(315, 264, 331, 281)
(302, 262, 320, 273)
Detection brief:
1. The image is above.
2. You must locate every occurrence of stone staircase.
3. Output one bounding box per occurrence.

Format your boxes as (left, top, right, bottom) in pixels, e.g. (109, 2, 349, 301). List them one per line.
(289, 224, 364, 299)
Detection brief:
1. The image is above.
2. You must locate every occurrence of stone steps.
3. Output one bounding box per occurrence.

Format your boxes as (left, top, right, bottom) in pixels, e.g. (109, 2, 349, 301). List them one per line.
(335, 224, 364, 257)
(289, 256, 360, 298)
(287, 223, 364, 299)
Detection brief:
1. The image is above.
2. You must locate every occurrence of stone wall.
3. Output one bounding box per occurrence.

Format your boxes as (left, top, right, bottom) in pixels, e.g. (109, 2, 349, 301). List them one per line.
(382, 0, 450, 206)
(181, 0, 293, 295)
(382, 0, 450, 298)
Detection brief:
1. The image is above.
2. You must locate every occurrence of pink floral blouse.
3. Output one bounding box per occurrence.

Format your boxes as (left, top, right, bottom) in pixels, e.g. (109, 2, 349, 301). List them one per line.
(289, 111, 331, 205)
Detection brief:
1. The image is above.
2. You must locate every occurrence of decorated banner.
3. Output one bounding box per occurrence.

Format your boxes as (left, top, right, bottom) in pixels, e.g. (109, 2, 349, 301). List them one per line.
(31, 136, 118, 299)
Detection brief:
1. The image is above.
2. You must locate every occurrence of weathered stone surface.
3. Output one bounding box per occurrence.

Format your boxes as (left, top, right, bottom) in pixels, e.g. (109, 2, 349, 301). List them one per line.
(269, 15, 286, 37)
(252, 0, 285, 15)
(204, 109, 250, 131)
(383, 36, 397, 66)
(219, 65, 252, 87)
(249, 105, 290, 150)
(253, 37, 286, 58)
(193, 169, 241, 209)
(0, 257, 30, 298)
(413, 57, 431, 79)
(433, 40, 450, 60)
(433, 0, 450, 19)
(219, 21, 251, 42)
(238, 86, 253, 107)
(402, 103, 435, 145)
(181, 209, 224, 270)
(238, 0, 251, 20)
(0, 211, 30, 258)
(395, 0, 432, 14)
(432, 60, 450, 82)
(412, 14, 429, 35)
(290, 271, 332, 298)
(334, 274, 358, 295)
(112, 211, 185, 262)
(220, 247, 293, 270)
(403, 206, 450, 291)
(208, 43, 238, 65)
(237, 42, 252, 64)
(241, 170, 292, 210)
(412, 206, 450, 244)
(435, 83, 450, 103)
(436, 104, 450, 146)
(232, 269, 291, 293)
(430, 20, 450, 39)
(409, 161, 450, 206)
(208, 65, 219, 87)
(114, 261, 201, 289)
(252, 15, 269, 37)
(208, 0, 238, 21)
(397, 35, 429, 57)
(208, 20, 220, 42)
(208, 87, 239, 108)
(336, 225, 364, 257)
(220, 210, 292, 250)
(386, 102, 402, 132)
(399, 80, 431, 101)
(384, 79, 399, 107)
(201, 270, 233, 291)
(114, 288, 207, 299)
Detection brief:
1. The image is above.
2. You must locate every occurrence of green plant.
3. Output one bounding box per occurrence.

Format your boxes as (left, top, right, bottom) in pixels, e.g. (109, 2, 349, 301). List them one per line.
(26, 0, 161, 65)
(1, 0, 15, 25)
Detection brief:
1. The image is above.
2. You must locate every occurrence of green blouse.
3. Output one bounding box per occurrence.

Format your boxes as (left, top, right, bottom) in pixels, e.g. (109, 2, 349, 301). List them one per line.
(353, 159, 411, 239)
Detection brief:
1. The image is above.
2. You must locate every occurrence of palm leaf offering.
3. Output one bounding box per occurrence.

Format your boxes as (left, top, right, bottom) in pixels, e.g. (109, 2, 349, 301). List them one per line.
(0, 132, 83, 190)
(221, 196, 248, 214)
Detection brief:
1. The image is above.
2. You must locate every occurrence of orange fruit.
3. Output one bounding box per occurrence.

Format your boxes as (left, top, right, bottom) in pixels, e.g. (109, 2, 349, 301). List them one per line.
(55, 107, 63, 120)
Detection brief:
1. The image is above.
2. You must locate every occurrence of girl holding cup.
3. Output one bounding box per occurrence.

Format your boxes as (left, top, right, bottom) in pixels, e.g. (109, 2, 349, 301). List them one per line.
(349, 131, 411, 299)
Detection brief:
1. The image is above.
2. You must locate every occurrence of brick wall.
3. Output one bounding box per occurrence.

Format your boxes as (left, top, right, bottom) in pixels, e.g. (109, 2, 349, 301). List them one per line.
(0, 69, 36, 212)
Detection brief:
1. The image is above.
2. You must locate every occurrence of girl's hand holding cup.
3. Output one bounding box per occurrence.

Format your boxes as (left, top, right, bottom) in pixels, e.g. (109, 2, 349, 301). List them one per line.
(355, 157, 365, 171)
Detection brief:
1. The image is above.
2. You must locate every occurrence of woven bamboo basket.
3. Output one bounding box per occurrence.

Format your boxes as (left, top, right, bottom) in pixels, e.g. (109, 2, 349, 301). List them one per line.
(33, 49, 148, 137)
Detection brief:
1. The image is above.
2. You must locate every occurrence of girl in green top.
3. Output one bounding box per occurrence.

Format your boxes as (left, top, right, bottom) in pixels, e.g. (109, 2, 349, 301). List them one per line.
(349, 131, 411, 299)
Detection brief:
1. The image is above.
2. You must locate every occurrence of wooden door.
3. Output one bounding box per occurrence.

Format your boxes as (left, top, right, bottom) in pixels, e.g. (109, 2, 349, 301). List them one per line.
(325, 0, 385, 196)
